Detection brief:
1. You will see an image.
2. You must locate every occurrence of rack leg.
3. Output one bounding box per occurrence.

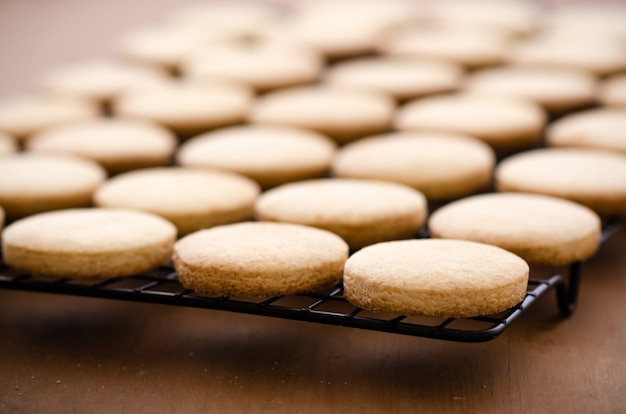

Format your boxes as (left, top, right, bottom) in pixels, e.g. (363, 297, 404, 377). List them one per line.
(555, 261, 582, 317)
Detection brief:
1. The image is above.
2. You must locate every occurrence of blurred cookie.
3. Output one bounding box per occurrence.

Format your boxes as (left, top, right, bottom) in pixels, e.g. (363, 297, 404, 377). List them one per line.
(429, 192, 601, 266)
(173, 221, 349, 297)
(343, 238, 529, 318)
(255, 178, 427, 249)
(394, 93, 546, 151)
(599, 74, 626, 108)
(176, 125, 336, 189)
(0, 132, 17, 155)
(331, 131, 495, 200)
(2, 208, 176, 278)
(27, 118, 177, 174)
(0, 153, 106, 220)
(94, 167, 260, 236)
(495, 148, 626, 217)
(248, 86, 395, 144)
(546, 108, 626, 155)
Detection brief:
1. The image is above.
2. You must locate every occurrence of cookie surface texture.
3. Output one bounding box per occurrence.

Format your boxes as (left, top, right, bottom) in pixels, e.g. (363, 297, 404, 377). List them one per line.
(173, 222, 349, 297)
(343, 239, 529, 318)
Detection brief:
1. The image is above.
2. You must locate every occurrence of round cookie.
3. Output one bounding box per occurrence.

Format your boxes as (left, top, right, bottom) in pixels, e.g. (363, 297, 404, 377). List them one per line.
(176, 125, 336, 189)
(599, 74, 626, 108)
(183, 41, 323, 92)
(394, 93, 546, 151)
(495, 148, 626, 217)
(2, 208, 176, 278)
(331, 131, 495, 200)
(544, 4, 626, 43)
(39, 59, 171, 105)
(546, 108, 626, 155)
(113, 80, 253, 137)
(173, 221, 349, 297)
(323, 57, 464, 101)
(27, 118, 177, 174)
(247, 86, 395, 144)
(94, 167, 260, 236)
(464, 66, 597, 114)
(254, 178, 427, 249)
(429, 192, 601, 266)
(0, 132, 17, 155)
(0, 153, 107, 220)
(343, 238, 529, 318)
(0, 95, 99, 141)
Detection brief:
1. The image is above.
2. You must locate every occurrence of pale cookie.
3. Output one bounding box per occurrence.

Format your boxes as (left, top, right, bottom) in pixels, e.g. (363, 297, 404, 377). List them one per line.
(546, 108, 626, 155)
(94, 167, 260, 236)
(464, 66, 597, 114)
(0, 132, 17, 155)
(379, 25, 513, 69)
(599, 74, 626, 108)
(394, 93, 546, 151)
(495, 148, 626, 217)
(544, 4, 626, 43)
(331, 132, 495, 200)
(27, 118, 177, 174)
(113, 80, 252, 137)
(182, 42, 323, 92)
(254, 178, 427, 249)
(343, 239, 529, 318)
(173, 221, 349, 297)
(0, 153, 106, 220)
(176, 125, 336, 189)
(429, 192, 601, 266)
(0, 95, 99, 141)
(39, 59, 171, 105)
(2, 208, 176, 278)
(323, 57, 464, 101)
(247, 86, 395, 144)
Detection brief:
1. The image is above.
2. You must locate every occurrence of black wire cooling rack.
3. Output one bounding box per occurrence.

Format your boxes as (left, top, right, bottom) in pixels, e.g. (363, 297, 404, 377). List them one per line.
(0, 219, 621, 343)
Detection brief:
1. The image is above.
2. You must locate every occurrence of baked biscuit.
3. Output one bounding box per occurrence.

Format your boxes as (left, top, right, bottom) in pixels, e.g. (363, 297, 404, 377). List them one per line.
(176, 125, 336, 189)
(254, 178, 427, 249)
(247, 86, 395, 144)
(323, 57, 464, 102)
(464, 66, 597, 114)
(599, 74, 626, 108)
(546, 108, 626, 155)
(0, 132, 17, 155)
(0, 153, 106, 220)
(331, 131, 495, 200)
(343, 238, 529, 318)
(173, 222, 349, 297)
(394, 93, 546, 152)
(113, 80, 253, 137)
(94, 167, 260, 236)
(429, 192, 601, 266)
(495, 148, 626, 217)
(2, 208, 176, 278)
(27, 118, 177, 174)
(0, 95, 99, 141)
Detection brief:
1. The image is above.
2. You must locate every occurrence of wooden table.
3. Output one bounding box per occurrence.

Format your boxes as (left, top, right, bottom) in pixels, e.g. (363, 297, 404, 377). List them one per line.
(1, 1, 625, 413)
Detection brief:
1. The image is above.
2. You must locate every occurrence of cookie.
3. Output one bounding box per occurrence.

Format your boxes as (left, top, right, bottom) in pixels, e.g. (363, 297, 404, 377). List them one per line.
(343, 238, 529, 318)
(394, 93, 546, 152)
(27, 118, 177, 174)
(2, 208, 176, 278)
(173, 221, 349, 297)
(599, 74, 626, 108)
(182, 42, 323, 92)
(544, 4, 626, 42)
(464, 66, 597, 114)
(429, 192, 601, 266)
(0, 153, 107, 220)
(546, 108, 626, 155)
(93, 167, 260, 236)
(247, 86, 395, 144)
(495, 148, 626, 217)
(331, 131, 495, 200)
(0, 95, 99, 141)
(113, 80, 253, 137)
(323, 57, 464, 101)
(0, 132, 17, 155)
(176, 125, 336, 189)
(254, 178, 427, 249)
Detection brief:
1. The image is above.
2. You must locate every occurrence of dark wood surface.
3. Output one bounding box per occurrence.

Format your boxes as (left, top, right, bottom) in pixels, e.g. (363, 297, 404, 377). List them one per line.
(1, 1, 625, 413)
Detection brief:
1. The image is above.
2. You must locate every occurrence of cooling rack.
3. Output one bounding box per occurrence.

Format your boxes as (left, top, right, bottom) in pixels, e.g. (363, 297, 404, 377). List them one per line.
(0, 218, 621, 343)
